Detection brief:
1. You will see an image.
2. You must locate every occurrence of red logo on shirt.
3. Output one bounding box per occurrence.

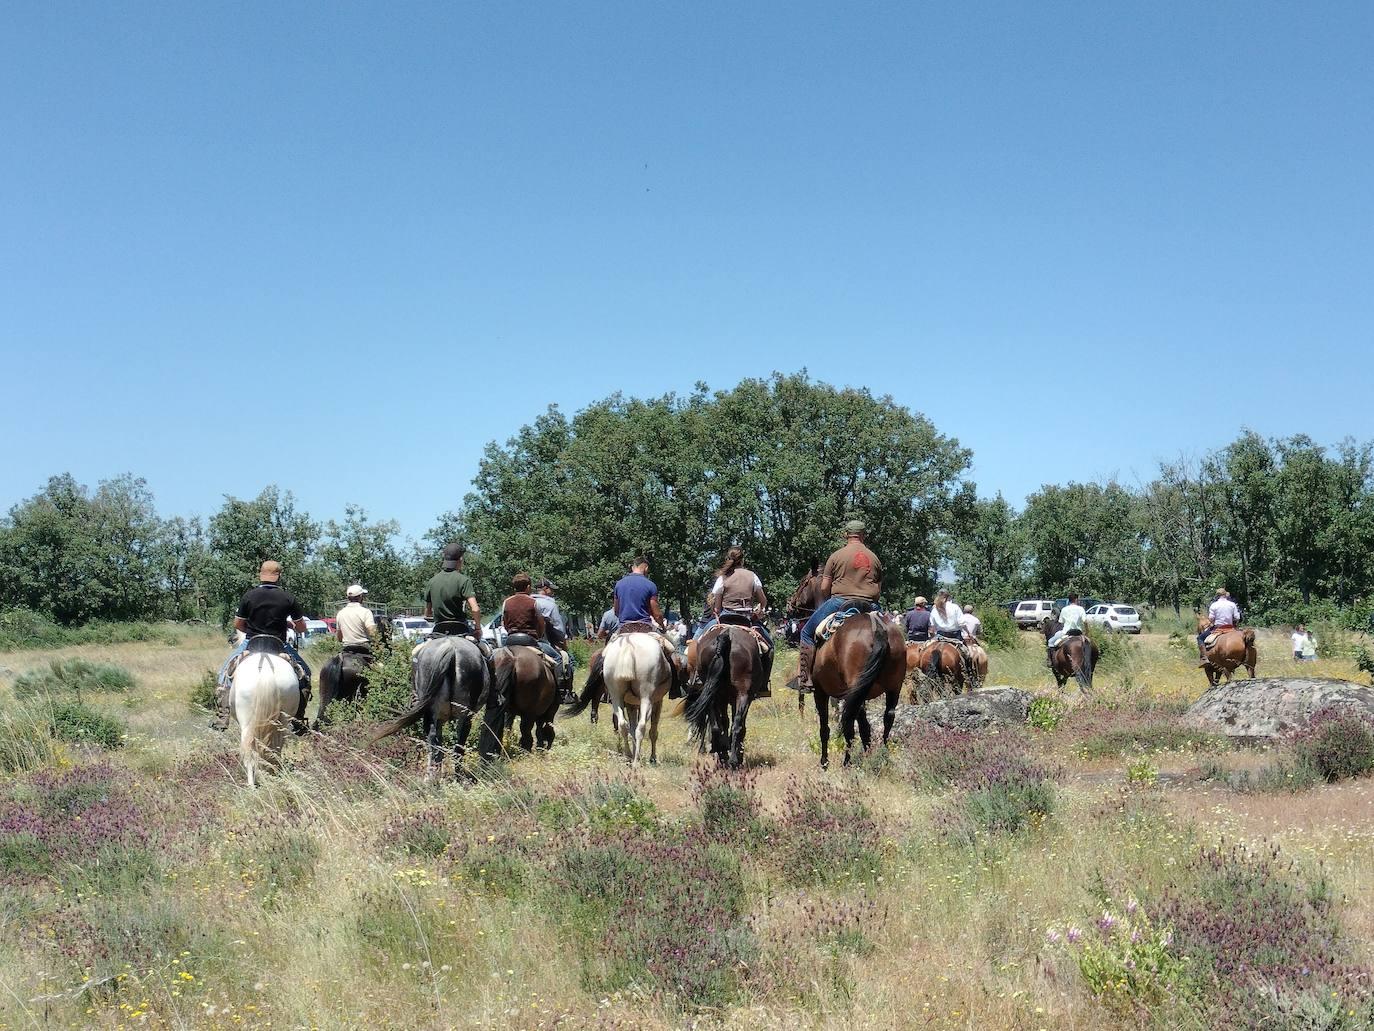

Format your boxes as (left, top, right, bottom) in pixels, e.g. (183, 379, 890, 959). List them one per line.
(852, 552, 872, 571)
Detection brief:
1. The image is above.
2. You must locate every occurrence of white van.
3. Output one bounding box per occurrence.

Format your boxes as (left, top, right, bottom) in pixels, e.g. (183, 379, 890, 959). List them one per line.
(1013, 599, 1056, 629)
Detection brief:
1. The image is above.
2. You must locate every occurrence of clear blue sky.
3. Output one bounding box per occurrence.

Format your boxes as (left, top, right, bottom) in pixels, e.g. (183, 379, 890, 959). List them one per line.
(3, 2, 1371, 541)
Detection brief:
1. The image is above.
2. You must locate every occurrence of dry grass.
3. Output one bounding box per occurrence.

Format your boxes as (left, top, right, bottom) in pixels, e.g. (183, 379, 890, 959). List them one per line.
(0, 629, 1370, 1028)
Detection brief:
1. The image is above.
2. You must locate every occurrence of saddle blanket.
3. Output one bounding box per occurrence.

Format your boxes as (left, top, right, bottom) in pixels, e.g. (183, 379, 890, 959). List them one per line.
(704, 622, 771, 654)
(814, 608, 860, 647)
(503, 642, 560, 678)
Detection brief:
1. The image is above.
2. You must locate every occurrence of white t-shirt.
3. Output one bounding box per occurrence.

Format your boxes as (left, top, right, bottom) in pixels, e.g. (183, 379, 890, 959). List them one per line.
(1291, 631, 1306, 653)
(959, 612, 982, 638)
(931, 602, 963, 634)
(1209, 598, 1241, 626)
(1059, 604, 1086, 633)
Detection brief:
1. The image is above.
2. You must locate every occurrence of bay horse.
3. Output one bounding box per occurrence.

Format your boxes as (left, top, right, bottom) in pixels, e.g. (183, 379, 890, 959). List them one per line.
(906, 638, 988, 701)
(314, 620, 392, 730)
(565, 632, 673, 765)
(1040, 618, 1101, 693)
(229, 638, 302, 789)
(1196, 615, 1258, 686)
(811, 611, 905, 768)
(489, 642, 559, 752)
(685, 623, 768, 768)
(370, 634, 497, 779)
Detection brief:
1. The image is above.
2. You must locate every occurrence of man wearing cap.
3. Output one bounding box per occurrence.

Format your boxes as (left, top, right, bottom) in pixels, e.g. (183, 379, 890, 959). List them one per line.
(797, 521, 884, 690)
(534, 578, 576, 702)
(904, 596, 932, 642)
(214, 560, 312, 730)
(335, 584, 378, 653)
(424, 543, 484, 644)
(1198, 587, 1242, 665)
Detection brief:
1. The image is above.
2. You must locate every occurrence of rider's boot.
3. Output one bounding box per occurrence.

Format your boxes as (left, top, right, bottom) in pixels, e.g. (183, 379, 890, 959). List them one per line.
(1045, 646, 1055, 670)
(798, 644, 815, 692)
(209, 679, 231, 731)
(293, 679, 312, 735)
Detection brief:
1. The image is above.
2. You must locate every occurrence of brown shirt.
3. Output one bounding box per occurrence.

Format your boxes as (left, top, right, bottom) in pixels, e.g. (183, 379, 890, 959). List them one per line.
(823, 541, 883, 601)
(502, 593, 545, 638)
(715, 567, 764, 613)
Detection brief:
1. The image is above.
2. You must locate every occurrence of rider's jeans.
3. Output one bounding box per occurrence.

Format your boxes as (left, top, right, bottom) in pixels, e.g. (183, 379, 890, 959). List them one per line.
(800, 597, 849, 647)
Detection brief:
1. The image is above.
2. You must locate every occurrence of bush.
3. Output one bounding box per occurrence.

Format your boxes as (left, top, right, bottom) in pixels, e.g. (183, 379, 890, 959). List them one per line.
(537, 775, 660, 833)
(13, 658, 135, 699)
(691, 764, 764, 843)
(1028, 695, 1067, 731)
(939, 755, 1057, 840)
(357, 639, 416, 722)
(1203, 757, 1323, 794)
(900, 725, 1040, 789)
(189, 669, 217, 711)
(1359, 645, 1374, 684)
(1290, 709, 1374, 782)
(976, 608, 1019, 651)
(47, 700, 126, 749)
(0, 609, 178, 651)
(1066, 705, 1222, 758)
(0, 705, 59, 773)
(1054, 897, 1194, 1014)
(770, 777, 880, 884)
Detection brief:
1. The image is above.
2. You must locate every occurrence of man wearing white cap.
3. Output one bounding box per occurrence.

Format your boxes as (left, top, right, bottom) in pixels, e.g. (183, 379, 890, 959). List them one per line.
(335, 584, 377, 652)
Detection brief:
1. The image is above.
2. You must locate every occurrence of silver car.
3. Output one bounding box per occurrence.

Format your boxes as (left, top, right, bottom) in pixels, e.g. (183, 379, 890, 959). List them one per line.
(1084, 604, 1142, 634)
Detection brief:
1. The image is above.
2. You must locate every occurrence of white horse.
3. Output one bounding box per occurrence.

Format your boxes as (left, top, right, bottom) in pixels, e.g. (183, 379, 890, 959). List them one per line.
(565, 632, 674, 766)
(229, 648, 301, 788)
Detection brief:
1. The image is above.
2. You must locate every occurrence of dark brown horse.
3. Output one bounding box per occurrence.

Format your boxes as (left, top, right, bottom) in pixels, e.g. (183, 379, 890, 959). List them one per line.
(907, 638, 988, 701)
(1040, 619, 1101, 693)
(314, 620, 393, 730)
(1196, 616, 1258, 686)
(785, 565, 822, 712)
(811, 612, 905, 768)
(490, 644, 559, 751)
(685, 624, 768, 767)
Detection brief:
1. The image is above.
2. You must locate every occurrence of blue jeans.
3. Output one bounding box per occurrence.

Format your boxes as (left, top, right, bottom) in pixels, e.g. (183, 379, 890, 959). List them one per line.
(218, 637, 312, 688)
(536, 639, 573, 680)
(699, 617, 773, 648)
(801, 597, 851, 647)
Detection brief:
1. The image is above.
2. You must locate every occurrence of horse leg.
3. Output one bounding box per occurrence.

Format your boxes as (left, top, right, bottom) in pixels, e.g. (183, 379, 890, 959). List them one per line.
(814, 689, 831, 770)
(648, 700, 662, 765)
(856, 701, 872, 755)
(519, 714, 534, 753)
(882, 688, 899, 745)
(424, 715, 441, 782)
(728, 694, 751, 769)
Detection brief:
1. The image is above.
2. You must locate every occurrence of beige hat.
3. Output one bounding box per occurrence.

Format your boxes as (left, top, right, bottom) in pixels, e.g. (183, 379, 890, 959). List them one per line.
(259, 560, 282, 582)
(1215, 587, 1229, 597)
(346, 584, 368, 597)
(913, 596, 928, 607)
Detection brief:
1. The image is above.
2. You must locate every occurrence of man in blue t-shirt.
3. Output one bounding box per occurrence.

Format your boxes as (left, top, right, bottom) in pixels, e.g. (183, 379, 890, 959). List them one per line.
(614, 557, 665, 628)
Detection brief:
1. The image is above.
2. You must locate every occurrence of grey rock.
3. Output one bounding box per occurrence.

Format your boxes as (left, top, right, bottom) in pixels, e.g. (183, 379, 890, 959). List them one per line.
(885, 686, 1032, 736)
(1183, 677, 1374, 740)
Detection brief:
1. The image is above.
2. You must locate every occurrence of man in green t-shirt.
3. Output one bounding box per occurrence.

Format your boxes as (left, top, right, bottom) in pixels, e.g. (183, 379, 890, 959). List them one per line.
(424, 543, 484, 641)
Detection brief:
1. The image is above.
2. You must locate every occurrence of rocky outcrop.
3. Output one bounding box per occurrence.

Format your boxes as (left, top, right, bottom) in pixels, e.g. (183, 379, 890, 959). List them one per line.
(1184, 677, 1374, 740)
(887, 686, 1032, 736)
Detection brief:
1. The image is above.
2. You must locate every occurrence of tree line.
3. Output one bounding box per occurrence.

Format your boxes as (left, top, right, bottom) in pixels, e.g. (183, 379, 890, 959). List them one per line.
(2, 373, 1372, 628)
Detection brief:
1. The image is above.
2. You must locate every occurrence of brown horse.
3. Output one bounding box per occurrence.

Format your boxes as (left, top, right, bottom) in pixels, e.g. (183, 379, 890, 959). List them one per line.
(490, 644, 559, 752)
(907, 638, 988, 701)
(685, 623, 768, 767)
(811, 611, 906, 768)
(1040, 619, 1101, 693)
(784, 567, 822, 712)
(1196, 616, 1258, 686)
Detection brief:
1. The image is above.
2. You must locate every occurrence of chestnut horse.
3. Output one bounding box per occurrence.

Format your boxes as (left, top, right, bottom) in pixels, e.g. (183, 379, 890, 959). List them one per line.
(685, 623, 768, 767)
(1196, 616, 1258, 686)
(811, 611, 905, 768)
(490, 644, 559, 752)
(906, 639, 988, 701)
(1040, 618, 1101, 693)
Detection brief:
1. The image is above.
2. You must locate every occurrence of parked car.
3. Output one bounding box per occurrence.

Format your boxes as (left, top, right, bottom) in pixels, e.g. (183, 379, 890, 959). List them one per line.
(1053, 597, 1103, 614)
(1013, 599, 1056, 629)
(391, 616, 433, 642)
(302, 619, 332, 640)
(1085, 604, 1142, 634)
(483, 614, 507, 647)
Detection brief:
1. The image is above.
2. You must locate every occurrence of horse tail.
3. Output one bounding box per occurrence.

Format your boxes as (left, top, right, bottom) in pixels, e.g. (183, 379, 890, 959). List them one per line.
(686, 630, 730, 736)
(1074, 637, 1095, 690)
(924, 644, 943, 682)
(564, 650, 606, 718)
(841, 619, 890, 729)
(479, 655, 513, 760)
(370, 645, 450, 744)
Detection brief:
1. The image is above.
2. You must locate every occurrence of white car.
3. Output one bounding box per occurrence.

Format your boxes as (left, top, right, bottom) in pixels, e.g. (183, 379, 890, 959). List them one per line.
(1013, 599, 1056, 629)
(302, 619, 331, 640)
(483, 614, 508, 648)
(1084, 604, 1142, 634)
(391, 616, 434, 642)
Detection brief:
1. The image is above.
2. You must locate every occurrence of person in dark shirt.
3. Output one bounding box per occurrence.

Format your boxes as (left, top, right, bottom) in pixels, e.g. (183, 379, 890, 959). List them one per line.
(214, 560, 312, 730)
(501, 572, 572, 695)
(424, 543, 484, 641)
(904, 596, 932, 642)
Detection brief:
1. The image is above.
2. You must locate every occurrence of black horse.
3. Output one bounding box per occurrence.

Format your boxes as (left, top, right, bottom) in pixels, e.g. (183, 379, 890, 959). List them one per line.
(313, 618, 392, 729)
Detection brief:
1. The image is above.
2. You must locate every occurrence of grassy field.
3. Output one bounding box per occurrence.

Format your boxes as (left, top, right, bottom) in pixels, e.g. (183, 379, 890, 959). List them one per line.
(1, 626, 1372, 1029)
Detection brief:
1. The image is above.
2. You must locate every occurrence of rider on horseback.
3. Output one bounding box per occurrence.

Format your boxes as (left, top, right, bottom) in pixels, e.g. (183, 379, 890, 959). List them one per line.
(1198, 587, 1242, 666)
(904, 596, 932, 642)
(1046, 591, 1086, 666)
(930, 588, 975, 684)
(534, 578, 577, 703)
(698, 546, 773, 696)
(584, 557, 677, 694)
(798, 520, 883, 690)
(335, 584, 377, 654)
(424, 543, 489, 656)
(214, 560, 312, 732)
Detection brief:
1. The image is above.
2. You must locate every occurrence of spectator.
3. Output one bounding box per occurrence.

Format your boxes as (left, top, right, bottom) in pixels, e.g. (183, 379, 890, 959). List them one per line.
(1291, 624, 1307, 661)
(1301, 629, 1318, 662)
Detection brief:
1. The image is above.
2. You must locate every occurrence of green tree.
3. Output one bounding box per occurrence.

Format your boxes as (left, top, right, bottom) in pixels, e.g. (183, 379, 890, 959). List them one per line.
(1019, 481, 1142, 600)
(204, 487, 328, 622)
(320, 505, 415, 610)
(948, 492, 1026, 602)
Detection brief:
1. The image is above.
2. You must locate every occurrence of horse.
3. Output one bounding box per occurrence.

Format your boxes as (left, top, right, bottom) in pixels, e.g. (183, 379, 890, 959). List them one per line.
(565, 632, 673, 765)
(314, 620, 393, 730)
(229, 638, 302, 788)
(685, 623, 768, 768)
(907, 638, 987, 700)
(811, 611, 906, 768)
(489, 642, 559, 752)
(785, 568, 822, 712)
(370, 634, 497, 779)
(1195, 615, 1258, 686)
(1040, 618, 1101, 693)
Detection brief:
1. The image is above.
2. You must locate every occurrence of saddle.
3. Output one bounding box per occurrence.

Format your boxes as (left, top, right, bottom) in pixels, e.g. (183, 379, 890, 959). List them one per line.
(613, 622, 678, 663)
(1203, 627, 1238, 651)
(814, 601, 881, 649)
(227, 635, 307, 683)
(501, 633, 560, 678)
(717, 612, 771, 654)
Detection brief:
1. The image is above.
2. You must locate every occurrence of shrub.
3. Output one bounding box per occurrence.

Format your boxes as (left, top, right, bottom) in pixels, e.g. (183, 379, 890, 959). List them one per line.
(770, 777, 880, 884)
(1358, 645, 1374, 684)
(13, 658, 135, 699)
(305, 635, 342, 662)
(1125, 757, 1159, 786)
(381, 804, 452, 858)
(47, 700, 126, 749)
(977, 608, 1019, 651)
(691, 764, 764, 843)
(1028, 695, 1067, 731)
(0, 609, 178, 651)
(189, 669, 217, 711)
(939, 755, 1056, 841)
(1066, 705, 1222, 758)
(0, 705, 59, 773)
(538, 774, 660, 833)
(1290, 709, 1374, 782)
(1054, 897, 1195, 1014)
(357, 639, 417, 722)
(1203, 758, 1323, 794)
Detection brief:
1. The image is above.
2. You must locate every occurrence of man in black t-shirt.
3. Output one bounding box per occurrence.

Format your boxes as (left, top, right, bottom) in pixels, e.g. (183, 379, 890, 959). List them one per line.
(214, 560, 312, 731)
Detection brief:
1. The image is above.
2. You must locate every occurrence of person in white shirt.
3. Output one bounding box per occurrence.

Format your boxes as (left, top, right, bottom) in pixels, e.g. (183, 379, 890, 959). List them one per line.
(1198, 587, 1242, 663)
(1047, 593, 1087, 664)
(1291, 625, 1308, 661)
(930, 589, 964, 641)
(959, 605, 983, 643)
(335, 584, 377, 650)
